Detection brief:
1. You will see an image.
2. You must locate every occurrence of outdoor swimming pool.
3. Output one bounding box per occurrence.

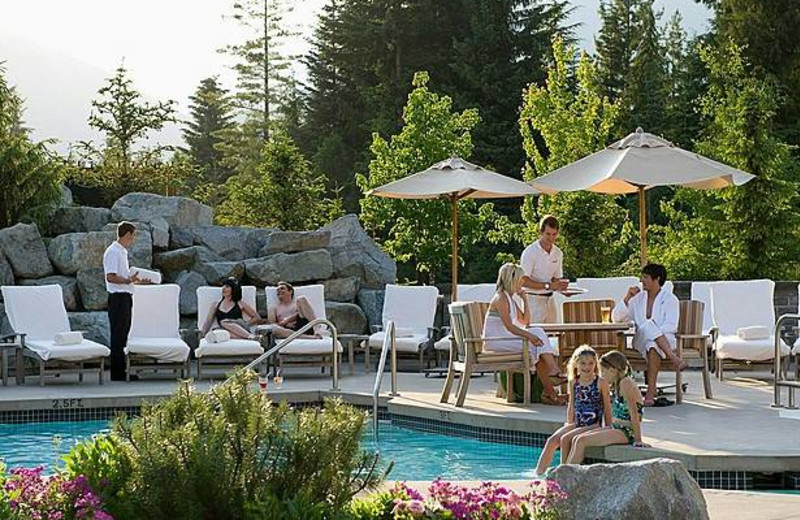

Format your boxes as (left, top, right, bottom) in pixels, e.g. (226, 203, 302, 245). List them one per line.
(0, 419, 552, 479)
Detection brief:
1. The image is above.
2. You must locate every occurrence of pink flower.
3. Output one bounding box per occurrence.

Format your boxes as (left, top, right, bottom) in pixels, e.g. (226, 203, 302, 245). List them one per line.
(407, 499, 425, 515)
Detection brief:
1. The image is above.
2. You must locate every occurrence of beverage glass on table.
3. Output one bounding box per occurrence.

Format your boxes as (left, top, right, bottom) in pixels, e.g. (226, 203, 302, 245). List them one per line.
(258, 375, 269, 393)
(600, 306, 612, 324)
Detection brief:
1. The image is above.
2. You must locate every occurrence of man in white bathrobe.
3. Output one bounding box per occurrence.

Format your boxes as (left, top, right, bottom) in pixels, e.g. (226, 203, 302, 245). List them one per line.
(612, 263, 686, 406)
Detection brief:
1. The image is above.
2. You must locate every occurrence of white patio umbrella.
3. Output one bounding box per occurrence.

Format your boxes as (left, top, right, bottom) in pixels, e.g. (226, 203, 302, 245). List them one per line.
(367, 157, 538, 300)
(529, 128, 755, 266)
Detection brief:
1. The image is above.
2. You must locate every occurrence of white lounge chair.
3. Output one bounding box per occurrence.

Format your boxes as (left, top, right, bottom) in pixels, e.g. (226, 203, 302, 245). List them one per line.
(365, 284, 439, 371)
(791, 283, 800, 378)
(195, 285, 264, 379)
(1, 285, 110, 386)
(575, 276, 641, 303)
(126, 284, 191, 380)
(265, 284, 342, 374)
(434, 284, 496, 363)
(710, 279, 790, 380)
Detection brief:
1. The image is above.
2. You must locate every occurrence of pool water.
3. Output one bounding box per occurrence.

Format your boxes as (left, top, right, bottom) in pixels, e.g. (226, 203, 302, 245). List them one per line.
(0, 420, 552, 479)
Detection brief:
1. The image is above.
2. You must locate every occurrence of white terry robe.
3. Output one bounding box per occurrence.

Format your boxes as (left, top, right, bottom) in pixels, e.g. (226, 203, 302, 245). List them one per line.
(612, 287, 679, 358)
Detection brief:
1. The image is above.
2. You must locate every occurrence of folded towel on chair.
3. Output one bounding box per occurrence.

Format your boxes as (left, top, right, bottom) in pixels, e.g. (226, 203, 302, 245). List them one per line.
(737, 326, 770, 340)
(130, 267, 162, 284)
(54, 331, 83, 346)
(205, 329, 231, 343)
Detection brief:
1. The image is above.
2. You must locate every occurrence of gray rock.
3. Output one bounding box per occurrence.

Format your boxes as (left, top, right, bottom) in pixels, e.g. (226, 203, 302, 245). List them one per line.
(357, 289, 385, 330)
(19, 275, 80, 311)
(153, 246, 226, 282)
(0, 250, 13, 287)
(49, 231, 152, 276)
(322, 277, 361, 302)
(182, 226, 275, 261)
(68, 312, 110, 346)
(175, 271, 206, 316)
(552, 458, 708, 520)
(169, 226, 195, 249)
(48, 206, 111, 235)
(195, 261, 245, 285)
(259, 230, 331, 255)
(0, 223, 53, 278)
(147, 217, 170, 250)
(59, 185, 73, 207)
(76, 268, 108, 311)
(323, 215, 396, 289)
(326, 302, 367, 334)
(111, 192, 213, 228)
(245, 249, 333, 287)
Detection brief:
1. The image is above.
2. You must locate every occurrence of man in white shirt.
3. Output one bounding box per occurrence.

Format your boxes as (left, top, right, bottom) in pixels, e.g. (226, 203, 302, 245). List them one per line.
(612, 263, 686, 406)
(520, 215, 568, 323)
(103, 222, 139, 381)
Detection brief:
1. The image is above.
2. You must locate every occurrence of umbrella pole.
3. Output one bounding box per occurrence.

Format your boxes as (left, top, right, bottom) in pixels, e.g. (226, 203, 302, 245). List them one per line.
(638, 186, 647, 267)
(451, 195, 458, 302)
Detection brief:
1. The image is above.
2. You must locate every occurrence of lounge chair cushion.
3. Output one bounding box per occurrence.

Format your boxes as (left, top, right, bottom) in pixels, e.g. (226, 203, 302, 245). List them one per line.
(434, 336, 452, 351)
(716, 335, 789, 361)
(736, 326, 770, 340)
(54, 331, 83, 346)
(196, 338, 263, 357)
(125, 337, 190, 363)
(794, 337, 800, 354)
(25, 339, 110, 362)
(367, 331, 428, 353)
(395, 327, 415, 337)
(278, 337, 342, 355)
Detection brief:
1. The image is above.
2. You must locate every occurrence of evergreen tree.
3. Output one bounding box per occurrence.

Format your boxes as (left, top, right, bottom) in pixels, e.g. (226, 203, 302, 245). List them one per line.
(661, 11, 703, 147)
(183, 77, 235, 183)
(595, 0, 639, 102)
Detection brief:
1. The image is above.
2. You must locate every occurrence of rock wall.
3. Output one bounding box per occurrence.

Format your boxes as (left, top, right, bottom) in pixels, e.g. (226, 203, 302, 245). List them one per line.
(0, 192, 396, 344)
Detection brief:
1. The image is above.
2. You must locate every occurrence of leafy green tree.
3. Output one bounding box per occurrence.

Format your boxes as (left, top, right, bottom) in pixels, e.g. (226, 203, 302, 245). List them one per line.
(357, 71, 496, 283)
(517, 37, 630, 277)
(0, 65, 64, 227)
(183, 77, 235, 184)
(651, 40, 800, 279)
(215, 131, 342, 230)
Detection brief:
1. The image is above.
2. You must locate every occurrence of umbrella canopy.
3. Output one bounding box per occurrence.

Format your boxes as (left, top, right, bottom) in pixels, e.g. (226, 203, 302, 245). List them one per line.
(367, 157, 538, 300)
(529, 128, 755, 265)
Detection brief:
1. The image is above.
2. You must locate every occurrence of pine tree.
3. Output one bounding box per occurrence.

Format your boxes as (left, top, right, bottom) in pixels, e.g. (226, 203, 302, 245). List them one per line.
(595, 0, 639, 102)
(183, 77, 235, 184)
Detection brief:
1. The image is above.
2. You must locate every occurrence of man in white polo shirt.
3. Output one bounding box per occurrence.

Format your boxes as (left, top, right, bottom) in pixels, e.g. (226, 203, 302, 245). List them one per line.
(520, 215, 568, 323)
(103, 222, 139, 381)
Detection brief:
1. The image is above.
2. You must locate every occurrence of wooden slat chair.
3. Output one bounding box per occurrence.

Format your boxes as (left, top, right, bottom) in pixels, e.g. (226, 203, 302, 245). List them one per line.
(440, 301, 533, 407)
(560, 298, 621, 367)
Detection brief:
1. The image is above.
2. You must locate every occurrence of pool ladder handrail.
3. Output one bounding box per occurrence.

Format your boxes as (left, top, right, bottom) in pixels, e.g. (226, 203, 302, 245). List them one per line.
(771, 313, 800, 409)
(233, 318, 340, 391)
(372, 320, 398, 441)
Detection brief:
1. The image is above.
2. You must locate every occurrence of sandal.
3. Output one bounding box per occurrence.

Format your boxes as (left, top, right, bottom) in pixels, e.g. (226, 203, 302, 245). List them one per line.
(549, 373, 568, 386)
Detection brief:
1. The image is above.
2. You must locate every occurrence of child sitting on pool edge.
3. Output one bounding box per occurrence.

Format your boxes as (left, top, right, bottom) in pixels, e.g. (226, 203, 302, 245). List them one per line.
(564, 351, 648, 465)
(534, 345, 611, 476)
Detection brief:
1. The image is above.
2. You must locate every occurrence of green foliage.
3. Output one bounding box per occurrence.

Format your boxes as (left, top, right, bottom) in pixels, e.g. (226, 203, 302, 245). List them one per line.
(0, 65, 65, 228)
(516, 38, 630, 277)
(214, 130, 344, 230)
(357, 71, 497, 283)
(651, 39, 800, 279)
(183, 76, 236, 184)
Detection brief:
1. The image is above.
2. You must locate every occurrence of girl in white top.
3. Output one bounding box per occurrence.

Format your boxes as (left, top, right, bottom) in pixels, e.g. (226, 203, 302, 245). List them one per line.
(483, 263, 566, 406)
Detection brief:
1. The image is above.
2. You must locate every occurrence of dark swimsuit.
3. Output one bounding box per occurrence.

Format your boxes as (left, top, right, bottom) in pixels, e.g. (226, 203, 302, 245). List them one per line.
(215, 300, 243, 322)
(287, 314, 309, 331)
(573, 376, 603, 427)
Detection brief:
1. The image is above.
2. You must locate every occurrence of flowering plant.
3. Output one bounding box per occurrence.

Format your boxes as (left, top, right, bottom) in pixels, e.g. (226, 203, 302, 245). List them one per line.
(387, 479, 567, 520)
(1, 465, 113, 520)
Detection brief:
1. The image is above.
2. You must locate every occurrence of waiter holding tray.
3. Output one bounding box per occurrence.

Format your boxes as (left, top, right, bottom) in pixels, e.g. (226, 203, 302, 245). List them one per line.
(521, 215, 569, 323)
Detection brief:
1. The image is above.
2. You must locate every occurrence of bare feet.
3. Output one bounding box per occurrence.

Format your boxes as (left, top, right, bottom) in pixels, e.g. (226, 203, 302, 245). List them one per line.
(643, 397, 656, 407)
(674, 359, 688, 371)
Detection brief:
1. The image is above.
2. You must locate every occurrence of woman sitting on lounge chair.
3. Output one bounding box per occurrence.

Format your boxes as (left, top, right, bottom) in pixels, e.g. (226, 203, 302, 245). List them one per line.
(268, 281, 321, 339)
(200, 278, 260, 340)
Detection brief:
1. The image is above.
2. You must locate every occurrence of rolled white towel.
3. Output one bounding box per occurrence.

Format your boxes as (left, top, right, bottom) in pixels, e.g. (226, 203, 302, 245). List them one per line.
(205, 329, 231, 343)
(737, 326, 770, 340)
(130, 267, 162, 284)
(54, 331, 83, 346)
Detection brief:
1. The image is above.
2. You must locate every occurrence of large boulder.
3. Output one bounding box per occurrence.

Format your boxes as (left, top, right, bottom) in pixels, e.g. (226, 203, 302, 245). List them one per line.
(0, 250, 13, 287)
(153, 246, 223, 274)
(326, 302, 367, 334)
(357, 289, 385, 330)
(49, 231, 152, 276)
(323, 215, 395, 289)
(169, 226, 195, 250)
(76, 267, 109, 311)
(175, 271, 206, 316)
(552, 458, 708, 520)
(244, 250, 333, 287)
(111, 193, 213, 228)
(103, 219, 168, 250)
(19, 276, 80, 311)
(322, 277, 361, 302)
(180, 226, 275, 261)
(68, 312, 110, 346)
(258, 230, 331, 255)
(0, 223, 53, 279)
(48, 206, 111, 235)
(195, 261, 245, 285)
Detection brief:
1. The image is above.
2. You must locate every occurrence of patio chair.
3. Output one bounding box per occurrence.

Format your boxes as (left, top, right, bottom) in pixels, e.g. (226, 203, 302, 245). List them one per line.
(690, 281, 718, 368)
(264, 284, 342, 374)
(1, 285, 110, 386)
(710, 280, 790, 381)
(195, 285, 264, 379)
(127, 284, 191, 380)
(440, 301, 534, 407)
(434, 284, 496, 365)
(794, 283, 800, 379)
(561, 298, 622, 363)
(365, 284, 439, 372)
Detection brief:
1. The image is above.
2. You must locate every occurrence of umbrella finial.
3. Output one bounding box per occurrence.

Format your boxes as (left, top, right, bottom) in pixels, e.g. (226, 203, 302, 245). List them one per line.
(636, 126, 644, 134)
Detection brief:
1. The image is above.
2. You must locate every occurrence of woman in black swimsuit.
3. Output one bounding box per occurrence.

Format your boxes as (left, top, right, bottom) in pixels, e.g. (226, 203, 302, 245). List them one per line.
(200, 278, 259, 339)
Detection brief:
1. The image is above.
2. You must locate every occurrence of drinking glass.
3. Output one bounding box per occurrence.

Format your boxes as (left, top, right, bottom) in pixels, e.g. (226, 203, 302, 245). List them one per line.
(273, 375, 284, 390)
(258, 375, 269, 393)
(600, 306, 611, 324)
